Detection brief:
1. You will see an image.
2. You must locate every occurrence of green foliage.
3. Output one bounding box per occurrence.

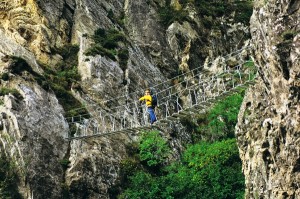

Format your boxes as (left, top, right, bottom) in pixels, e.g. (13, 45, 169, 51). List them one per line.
(120, 171, 163, 199)
(106, 9, 125, 27)
(9, 56, 35, 75)
(158, 5, 189, 26)
(54, 44, 79, 67)
(116, 11, 126, 27)
(59, 159, 71, 170)
(118, 49, 129, 71)
(181, 139, 245, 199)
(184, 139, 239, 168)
(120, 158, 141, 178)
(105, 29, 126, 48)
(282, 30, 297, 41)
(243, 59, 255, 70)
(179, 0, 191, 6)
(1, 73, 9, 81)
(0, 155, 22, 199)
(120, 139, 245, 199)
(187, 0, 253, 25)
(85, 28, 129, 67)
(51, 45, 81, 83)
(43, 81, 87, 119)
(84, 44, 116, 60)
(0, 88, 22, 100)
(195, 0, 221, 16)
(118, 90, 246, 198)
(6, 49, 87, 136)
(61, 183, 70, 199)
(118, 81, 246, 198)
(194, 0, 226, 17)
(41, 64, 80, 90)
(139, 131, 170, 167)
(87, 28, 125, 52)
(196, 93, 244, 140)
(233, 1, 254, 25)
(107, 9, 114, 20)
(39, 45, 89, 119)
(243, 59, 257, 80)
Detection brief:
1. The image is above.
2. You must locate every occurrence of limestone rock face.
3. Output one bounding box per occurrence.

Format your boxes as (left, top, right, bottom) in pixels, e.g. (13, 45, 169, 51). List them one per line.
(0, 0, 252, 198)
(0, 76, 68, 198)
(0, 0, 75, 64)
(236, 0, 300, 198)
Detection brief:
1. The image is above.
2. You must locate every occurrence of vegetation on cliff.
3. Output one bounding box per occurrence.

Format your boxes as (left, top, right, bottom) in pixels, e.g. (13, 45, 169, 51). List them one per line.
(113, 92, 245, 199)
(0, 153, 22, 199)
(119, 138, 244, 199)
(41, 44, 87, 118)
(158, 0, 253, 26)
(85, 28, 129, 71)
(2, 47, 88, 120)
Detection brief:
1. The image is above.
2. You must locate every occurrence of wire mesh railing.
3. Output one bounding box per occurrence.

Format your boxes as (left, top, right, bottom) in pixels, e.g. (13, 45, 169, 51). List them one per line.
(65, 55, 256, 140)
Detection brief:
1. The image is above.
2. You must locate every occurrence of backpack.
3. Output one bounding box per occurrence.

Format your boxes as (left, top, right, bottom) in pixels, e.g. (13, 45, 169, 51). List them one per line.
(150, 88, 158, 108)
(151, 94, 158, 108)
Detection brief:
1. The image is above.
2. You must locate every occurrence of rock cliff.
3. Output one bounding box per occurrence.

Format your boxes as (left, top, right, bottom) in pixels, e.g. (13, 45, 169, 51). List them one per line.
(0, 0, 251, 198)
(236, 0, 300, 198)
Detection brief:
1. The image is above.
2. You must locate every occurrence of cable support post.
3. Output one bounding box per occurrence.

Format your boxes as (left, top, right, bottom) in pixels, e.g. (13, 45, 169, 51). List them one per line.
(109, 115, 114, 132)
(217, 79, 220, 95)
(188, 89, 192, 107)
(194, 89, 198, 106)
(176, 96, 182, 113)
(164, 102, 168, 118)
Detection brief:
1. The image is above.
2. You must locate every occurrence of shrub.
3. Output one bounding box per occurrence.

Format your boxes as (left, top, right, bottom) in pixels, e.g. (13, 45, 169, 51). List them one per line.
(282, 30, 297, 41)
(59, 159, 71, 170)
(93, 28, 106, 43)
(119, 158, 141, 182)
(39, 45, 89, 120)
(54, 44, 79, 61)
(84, 44, 116, 60)
(158, 5, 189, 26)
(61, 183, 70, 199)
(0, 88, 22, 100)
(139, 131, 170, 167)
(0, 155, 22, 199)
(194, 0, 253, 24)
(106, 29, 126, 44)
(85, 28, 127, 65)
(118, 49, 129, 71)
(116, 11, 126, 27)
(120, 139, 245, 199)
(181, 139, 245, 199)
(195, 92, 244, 140)
(91, 28, 126, 50)
(9, 56, 35, 75)
(233, 1, 254, 25)
(119, 171, 162, 199)
(107, 9, 114, 20)
(1, 73, 9, 81)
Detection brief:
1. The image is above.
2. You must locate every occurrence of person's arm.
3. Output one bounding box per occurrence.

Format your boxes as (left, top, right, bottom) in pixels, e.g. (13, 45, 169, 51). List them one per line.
(139, 96, 145, 101)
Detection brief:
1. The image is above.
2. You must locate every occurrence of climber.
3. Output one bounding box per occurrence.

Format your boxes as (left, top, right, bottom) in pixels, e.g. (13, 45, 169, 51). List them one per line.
(139, 88, 157, 125)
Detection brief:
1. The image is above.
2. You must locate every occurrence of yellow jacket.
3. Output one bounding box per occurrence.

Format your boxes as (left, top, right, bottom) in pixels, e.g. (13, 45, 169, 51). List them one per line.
(139, 95, 152, 107)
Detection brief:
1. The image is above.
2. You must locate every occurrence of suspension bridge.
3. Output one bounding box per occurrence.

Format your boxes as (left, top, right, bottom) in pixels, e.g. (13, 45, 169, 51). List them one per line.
(65, 47, 256, 140)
